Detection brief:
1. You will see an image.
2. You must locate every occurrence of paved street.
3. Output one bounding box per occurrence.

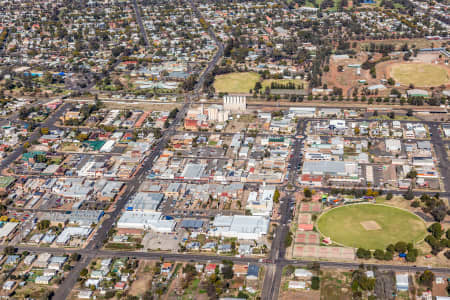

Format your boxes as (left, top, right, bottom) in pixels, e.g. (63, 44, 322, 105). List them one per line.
(0, 2, 448, 300)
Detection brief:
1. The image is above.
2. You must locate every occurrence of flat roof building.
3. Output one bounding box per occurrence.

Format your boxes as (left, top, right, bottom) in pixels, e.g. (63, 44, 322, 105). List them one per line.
(209, 215, 269, 240)
(126, 193, 164, 212)
(117, 211, 176, 233)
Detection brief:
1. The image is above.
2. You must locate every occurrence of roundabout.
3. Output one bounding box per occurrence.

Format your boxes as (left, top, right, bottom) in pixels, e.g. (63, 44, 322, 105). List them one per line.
(317, 204, 427, 249)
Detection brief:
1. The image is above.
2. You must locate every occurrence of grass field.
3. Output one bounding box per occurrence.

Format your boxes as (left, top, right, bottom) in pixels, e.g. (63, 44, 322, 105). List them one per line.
(390, 63, 450, 87)
(261, 78, 308, 89)
(317, 204, 427, 249)
(213, 72, 260, 94)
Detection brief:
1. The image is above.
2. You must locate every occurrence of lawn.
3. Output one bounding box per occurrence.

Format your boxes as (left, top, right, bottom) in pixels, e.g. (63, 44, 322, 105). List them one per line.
(390, 63, 450, 87)
(213, 72, 260, 94)
(317, 204, 427, 249)
(261, 78, 308, 89)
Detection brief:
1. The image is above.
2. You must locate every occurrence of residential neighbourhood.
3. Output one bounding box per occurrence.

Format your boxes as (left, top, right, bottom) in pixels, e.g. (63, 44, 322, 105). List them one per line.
(0, 0, 448, 299)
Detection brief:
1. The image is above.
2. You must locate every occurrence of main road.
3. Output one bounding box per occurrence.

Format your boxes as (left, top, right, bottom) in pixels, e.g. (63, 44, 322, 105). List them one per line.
(52, 0, 224, 298)
(132, 0, 150, 48)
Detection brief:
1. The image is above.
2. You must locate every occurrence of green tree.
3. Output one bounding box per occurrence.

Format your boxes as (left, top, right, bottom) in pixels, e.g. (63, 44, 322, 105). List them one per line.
(406, 250, 417, 262)
(394, 241, 407, 253)
(3, 246, 15, 255)
(428, 223, 444, 239)
(403, 189, 414, 200)
(222, 264, 234, 279)
(273, 189, 280, 203)
(419, 270, 435, 288)
(356, 248, 371, 259)
(80, 268, 88, 277)
(311, 276, 320, 290)
(373, 249, 385, 260)
(304, 188, 312, 198)
(37, 220, 50, 230)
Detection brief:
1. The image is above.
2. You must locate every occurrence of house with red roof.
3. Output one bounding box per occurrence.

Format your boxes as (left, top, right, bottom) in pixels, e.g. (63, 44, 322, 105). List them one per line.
(205, 263, 216, 274)
(184, 119, 198, 131)
(299, 174, 322, 187)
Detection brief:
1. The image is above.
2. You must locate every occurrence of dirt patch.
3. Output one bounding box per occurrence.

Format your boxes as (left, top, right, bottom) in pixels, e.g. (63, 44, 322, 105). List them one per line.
(320, 270, 352, 300)
(281, 289, 320, 300)
(128, 261, 154, 297)
(360, 220, 381, 231)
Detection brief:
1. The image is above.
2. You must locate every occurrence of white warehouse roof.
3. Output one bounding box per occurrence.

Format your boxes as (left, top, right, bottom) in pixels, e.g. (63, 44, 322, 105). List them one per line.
(117, 211, 176, 233)
(210, 215, 269, 240)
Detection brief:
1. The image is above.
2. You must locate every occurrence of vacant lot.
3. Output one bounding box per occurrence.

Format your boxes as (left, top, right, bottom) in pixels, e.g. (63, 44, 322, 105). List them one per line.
(320, 270, 352, 300)
(317, 204, 427, 249)
(389, 63, 450, 87)
(128, 261, 154, 297)
(213, 72, 260, 93)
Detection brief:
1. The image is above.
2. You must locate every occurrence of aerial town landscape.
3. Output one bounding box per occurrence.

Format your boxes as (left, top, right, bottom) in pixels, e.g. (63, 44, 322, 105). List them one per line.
(0, 0, 449, 299)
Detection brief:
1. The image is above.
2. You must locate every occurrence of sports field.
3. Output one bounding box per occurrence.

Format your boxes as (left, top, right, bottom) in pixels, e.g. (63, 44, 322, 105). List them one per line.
(390, 63, 450, 87)
(213, 72, 260, 93)
(317, 204, 427, 249)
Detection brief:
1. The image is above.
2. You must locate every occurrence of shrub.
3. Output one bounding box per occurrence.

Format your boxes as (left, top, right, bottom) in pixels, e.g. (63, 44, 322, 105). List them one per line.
(311, 276, 320, 290)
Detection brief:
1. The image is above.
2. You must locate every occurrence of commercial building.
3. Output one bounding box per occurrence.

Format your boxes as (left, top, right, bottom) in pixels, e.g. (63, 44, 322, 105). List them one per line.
(0, 222, 18, 239)
(209, 215, 269, 240)
(126, 192, 164, 212)
(302, 161, 357, 177)
(396, 273, 409, 291)
(117, 211, 176, 233)
(386, 139, 402, 153)
(246, 185, 275, 216)
(223, 95, 246, 112)
(55, 227, 92, 245)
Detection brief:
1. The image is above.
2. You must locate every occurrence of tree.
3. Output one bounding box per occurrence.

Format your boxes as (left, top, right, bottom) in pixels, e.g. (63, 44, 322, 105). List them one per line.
(3, 246, 15, 255)
(284, 265, 295, 276)
(431, 205, 447, 222)
(273, 189, 280, 203)
(373, 249, 385, 260)
(419, 270, 435, 288)
(406, 169, 417, 179)
(71, 253, 81, 262)
(356, 248, 371, 259)
(386, 244, 395, 253)
(169, 108, 179, 119)
(37, 220, 50, 230)
(284, 231, 293, 248)
(304, 188, 312, 198)
(411, 200, 420, 208)
(254, 81, 262, 92)
(406, 250, 417, 262)
(403, 189, 414, 201)
(425, 235, 443, 255)
(394, 241, 407, 253)
(311, 276, 320, 290)
(428, 223, 444, 239)
(383, 251, 393, 260)
(80, 268, 88, 277)
(222, 264, 234, 279)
